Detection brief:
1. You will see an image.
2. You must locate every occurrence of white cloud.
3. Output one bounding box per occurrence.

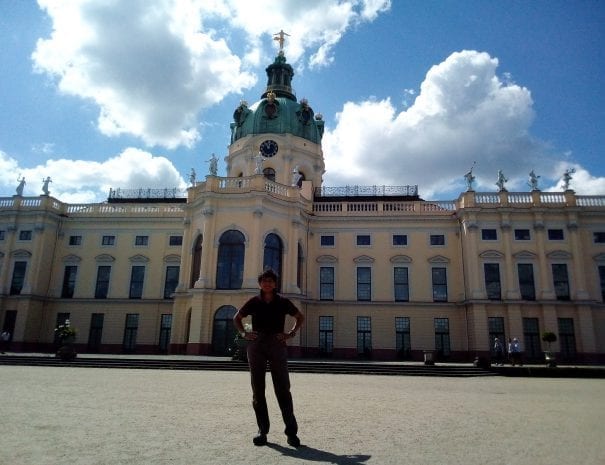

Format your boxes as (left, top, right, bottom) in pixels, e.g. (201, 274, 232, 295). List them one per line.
(32, 0, 391, 149)
(322, 50, 605, 199)
(0, 148, 186, 203)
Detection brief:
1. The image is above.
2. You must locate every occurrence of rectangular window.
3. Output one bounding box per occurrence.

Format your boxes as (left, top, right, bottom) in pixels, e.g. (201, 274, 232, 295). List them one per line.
(87, 313, 104, 353)
(514, 229, 531, 240)
(430, 234, 445, 246)
(94, 266, 111, 299)
(123, 313, 139, 352)
(356, 234, 371, 246)
(395, 317, 411, 359)
(523, 317, 541, 361)
(134, 235, 149, 246)
(357, 267, 371, 301)
(61, 265, 78, 298)
(0, 230, 5, 241)
(558, 318, 576, 360)
(169, 235, 183, 246)
(320, 235, 335, 247)
(163, 266, 180, 299)
(319, 316, 334, 355)
(552, 264, 570, 300)
(484, 263, 501, 300)
(434, 318, 451, 357)
(319, 267, 335, 300)
(432, 267, 447, 302)
(357, 316, 371, 355)
(488, 317, 506, 356)
(19, 230, 32, 241)
(101, 235, 115, 246)
(517, 263, 535, 301)
(129, 266, 145, 299)
(547, 229, 564, 240)
(69, 235, 82, 246)
(599, 265, 605, 302)
(393, 267, 409, 302)
(10, 261, 27, 295)
(594, 232, 605, 243)
(481, 229, 498, 240)
(158, 314, 172, 353)
(392, 234, 408, 246)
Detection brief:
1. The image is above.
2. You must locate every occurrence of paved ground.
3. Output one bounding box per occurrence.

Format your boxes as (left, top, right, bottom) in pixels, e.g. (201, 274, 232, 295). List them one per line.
(0, 364, 604, 465)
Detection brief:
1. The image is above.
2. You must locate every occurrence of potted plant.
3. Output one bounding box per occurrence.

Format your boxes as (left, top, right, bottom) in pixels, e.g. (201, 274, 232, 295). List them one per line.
(232, 322, 252, 362)
(542, 331, 557, 368)
(55, 319, 77, 361)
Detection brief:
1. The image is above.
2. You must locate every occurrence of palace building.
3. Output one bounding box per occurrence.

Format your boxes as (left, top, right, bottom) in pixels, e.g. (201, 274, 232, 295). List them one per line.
(1, 48, 605, 363)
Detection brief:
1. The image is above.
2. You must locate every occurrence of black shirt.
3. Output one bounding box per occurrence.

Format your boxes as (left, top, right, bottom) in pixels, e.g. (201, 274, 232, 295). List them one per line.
(240, 292, 298, 334)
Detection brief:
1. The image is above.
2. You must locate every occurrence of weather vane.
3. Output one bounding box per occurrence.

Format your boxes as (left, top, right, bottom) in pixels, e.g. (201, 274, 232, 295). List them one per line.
(273, 29, 290, 51)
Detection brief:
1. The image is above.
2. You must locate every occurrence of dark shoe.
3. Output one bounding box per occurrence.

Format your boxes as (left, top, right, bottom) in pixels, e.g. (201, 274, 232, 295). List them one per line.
(287, 435, 301, 447)
(253, 433, 267, 446)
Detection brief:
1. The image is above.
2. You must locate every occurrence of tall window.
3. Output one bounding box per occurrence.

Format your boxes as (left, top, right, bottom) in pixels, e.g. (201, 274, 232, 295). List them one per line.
(159, 314, 172, 353)
(432, 267, 447, 302)
(558, 318, 576, 360)
(484, 263, 501, 300)
(87, 313, 104, 353)
(10, 261, 27, 295)
(517, 263, 535, 300)
(164, 266, 180, 299)
(522, 317, 540, 361)
(488, 317, 505, 356)
(190, 234, 202, 288)
(434, 318, 451, 357)
(357, 267, 371, 301)
(61, 265, 78, 298)
(357, 316, 371, 356)
(552, 264, 570, 300)
(395, 317, 411, 359)
(297, 243, 304, 290)
(263, 233, 283, 288)
(394, 267, 409, 302)
(599, 265, 605, 302)
(129, 266, 145, 299)
(212, 306, 237, 356)
(216, 230, 245, 289)
(95, 265, 111, 299)
(123, 313, 139, 352)
(319, 267, 335, 300)
(319, 316, 334, 355)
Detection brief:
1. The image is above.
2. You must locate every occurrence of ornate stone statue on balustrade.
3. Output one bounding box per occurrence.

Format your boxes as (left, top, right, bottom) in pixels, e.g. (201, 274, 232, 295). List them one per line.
(496, 170, 507, 192)
(42, 176, 52, 196)
(16, 176, 25, 196)
(207, 153, 218, 176)
(562, 168, 576, 191)
(464, 162, 476, 191)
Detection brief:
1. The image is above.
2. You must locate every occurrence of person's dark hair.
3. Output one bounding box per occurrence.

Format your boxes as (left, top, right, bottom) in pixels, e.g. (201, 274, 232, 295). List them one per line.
(258, 269, 278, 283)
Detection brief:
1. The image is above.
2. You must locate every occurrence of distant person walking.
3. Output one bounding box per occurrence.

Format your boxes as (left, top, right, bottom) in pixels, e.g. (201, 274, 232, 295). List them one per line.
(509, 337, 523, 366)
(233, 269, 305, 448)
(493, 337, 504, 366)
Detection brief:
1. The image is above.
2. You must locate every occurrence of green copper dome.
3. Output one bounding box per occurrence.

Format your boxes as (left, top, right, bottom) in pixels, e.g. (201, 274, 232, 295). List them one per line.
(230, 52, 324, 145)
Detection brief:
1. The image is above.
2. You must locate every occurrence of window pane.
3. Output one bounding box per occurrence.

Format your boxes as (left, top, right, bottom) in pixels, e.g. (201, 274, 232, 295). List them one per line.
(263, 233, 283, 288)
(356, 235, 371, 246)
(95, 266, 111, 299)
(129, 266, 145, 299)
(10, 261, 27, 295)
(514, 229, 531, 240)
(164, 266, 180, 299)
(552, 264, 570, 300)
(484, 263, 501, 300)
(320, 235, 335, 246)
(392, 234, 407, 246)
(481, 229, 497, 240)
(69, 235, 82, 245)
(547, 229, 564, 240)
(430, 234, 445, 245)
(394, 267, 409, 302)
(135, 235, 149, 246)
(357, 267, 371, 301)
(169, 235, 183, 246)
(61, 265, 78, 298)
(216, 230, 245, 289)
(320, 267, 334, 300)
(432, 268, 447, 302)
(517, 263, 535, 300)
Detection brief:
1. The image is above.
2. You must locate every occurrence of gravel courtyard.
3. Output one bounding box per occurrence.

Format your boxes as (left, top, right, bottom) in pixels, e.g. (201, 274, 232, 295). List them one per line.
(1, 365, 603, 465)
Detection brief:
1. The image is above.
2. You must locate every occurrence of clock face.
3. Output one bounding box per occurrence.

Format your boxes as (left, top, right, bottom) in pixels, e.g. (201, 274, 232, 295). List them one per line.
(260, 139, 279, 157)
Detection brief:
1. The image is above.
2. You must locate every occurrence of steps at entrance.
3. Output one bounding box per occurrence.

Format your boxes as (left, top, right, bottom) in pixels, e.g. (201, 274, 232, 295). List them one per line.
(0, 355, 495, 377)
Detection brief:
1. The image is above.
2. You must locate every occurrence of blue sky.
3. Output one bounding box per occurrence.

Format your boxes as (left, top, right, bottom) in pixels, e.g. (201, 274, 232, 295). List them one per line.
(1, 0, 603, 202)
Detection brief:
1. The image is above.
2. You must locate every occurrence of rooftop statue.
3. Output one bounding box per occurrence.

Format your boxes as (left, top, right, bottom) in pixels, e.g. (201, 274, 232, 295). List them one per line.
(42, 176, 52, 196)
(562, 168, 576, 190)
(496, 170, 508, 192)
(189, 168, 196, 186)
(528, 170, 540, 191)
(207, 153, 218, 176)
(16, 176, 25, 196)
(464, 162, 476, 191)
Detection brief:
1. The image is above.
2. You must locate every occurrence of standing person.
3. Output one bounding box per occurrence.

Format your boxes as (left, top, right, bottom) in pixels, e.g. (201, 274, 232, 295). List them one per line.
(509, 337, 522, 366)
(0, 330, 10, 353)
(493, 337, 504, 366)
(233, 269, 305, 447)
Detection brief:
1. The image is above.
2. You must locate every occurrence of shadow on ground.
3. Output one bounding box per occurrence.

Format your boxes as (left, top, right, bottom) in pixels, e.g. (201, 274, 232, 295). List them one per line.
(267, 442, 371, 464)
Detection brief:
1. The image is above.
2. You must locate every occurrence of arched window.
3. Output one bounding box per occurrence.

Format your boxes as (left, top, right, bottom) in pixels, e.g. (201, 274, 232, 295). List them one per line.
(263, 167, 275, 182)
(190, 234, 202, 288)
(216, 230, 245, 289)
(212, 305, 237, 355)
(263, 233, 283, 289)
